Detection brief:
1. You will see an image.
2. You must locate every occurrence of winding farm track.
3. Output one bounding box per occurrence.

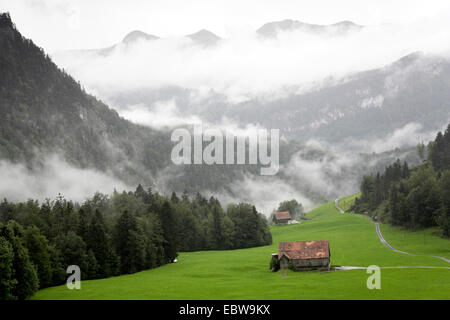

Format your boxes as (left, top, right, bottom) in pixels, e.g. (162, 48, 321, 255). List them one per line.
(368, 217, 411, 255)
(334, 198, 450, 264)
(335, 199, 345, 214)
(335, 266, 450, 270)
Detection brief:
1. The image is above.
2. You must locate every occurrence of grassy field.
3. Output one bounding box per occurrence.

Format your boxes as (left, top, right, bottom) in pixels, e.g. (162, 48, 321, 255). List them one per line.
(338, 193, 361, 212)
(31, 201, 450, 300)
(380, 225, 450, 259)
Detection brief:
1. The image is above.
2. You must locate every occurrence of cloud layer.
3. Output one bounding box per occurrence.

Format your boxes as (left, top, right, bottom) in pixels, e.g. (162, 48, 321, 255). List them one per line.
(51, 16, 450, 104)
(0, 156, 131, 203)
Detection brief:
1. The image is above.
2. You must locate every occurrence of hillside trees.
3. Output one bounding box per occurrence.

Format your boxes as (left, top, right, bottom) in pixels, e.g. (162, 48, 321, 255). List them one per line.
(227, 203, 272, 249)
(85, 210, 111, 278)
(437, 171, 450, 236)
(158, 201, 178, 263)
(428, 124, 450, 172)
(353, 125, 450, 236)
(23, 226, 52, 288)
(0, 236, 15, 299)
(0, 221, 39, 299)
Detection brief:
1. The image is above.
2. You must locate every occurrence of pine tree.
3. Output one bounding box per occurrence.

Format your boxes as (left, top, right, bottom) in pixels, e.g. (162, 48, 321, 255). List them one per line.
(417, 142, 426, 160)
(171, 191, 179, 204)
(388, 185, 399, 225)
(181, 190, 189, 203)
(158, 201, 178, 263)
(402, 161, 410, 179)
(134, 184, 147, 203)
(437, 170, 450, 236)
(115, 210, 137, 274)
(77, 208, 89, 240)
(86, 210, 110, 277)
(430, 132, 445, 171)
(212, 204, 224, 249)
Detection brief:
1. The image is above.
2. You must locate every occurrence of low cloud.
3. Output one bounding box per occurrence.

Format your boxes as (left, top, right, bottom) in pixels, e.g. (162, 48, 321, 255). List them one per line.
(341, 122, 447, 153)
(283, 151, 360, 198)
(208, 174, 315, 215)
(52, 17, 450, 103)
(118, 98, 268, 136)
(0, 155, 131, 203)
(371, 123, 430, 153)
(119, 100, 202, 129)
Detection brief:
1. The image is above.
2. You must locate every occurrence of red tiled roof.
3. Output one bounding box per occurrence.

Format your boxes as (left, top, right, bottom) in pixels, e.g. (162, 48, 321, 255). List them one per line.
(278, 240, 330, 260)
(274, 211, 291, 220)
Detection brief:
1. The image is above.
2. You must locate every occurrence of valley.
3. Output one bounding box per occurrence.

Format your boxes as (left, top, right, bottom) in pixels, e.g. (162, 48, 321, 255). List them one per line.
(31, 199, 450, 300)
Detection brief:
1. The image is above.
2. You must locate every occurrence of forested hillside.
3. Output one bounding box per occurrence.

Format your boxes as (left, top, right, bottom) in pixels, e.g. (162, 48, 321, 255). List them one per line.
(0, 186, 271, 299)
(352, 124, 450, 236)
(0, 13, 173, 187)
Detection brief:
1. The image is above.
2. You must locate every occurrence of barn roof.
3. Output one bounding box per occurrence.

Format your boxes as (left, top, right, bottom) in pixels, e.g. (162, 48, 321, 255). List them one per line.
(274, 211, 291, 220)
(278, 240, 330, 260)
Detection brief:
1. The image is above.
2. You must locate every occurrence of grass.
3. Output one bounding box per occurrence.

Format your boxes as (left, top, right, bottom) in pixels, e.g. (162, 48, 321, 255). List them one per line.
(380, 225, 450, 259)
(338, 193, 361, 212)
(31, 201, 450, 300)
(305, 201, 342, 220)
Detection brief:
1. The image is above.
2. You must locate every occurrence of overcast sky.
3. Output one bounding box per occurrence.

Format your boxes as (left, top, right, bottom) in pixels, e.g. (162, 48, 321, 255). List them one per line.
(2, 0, 450, 51)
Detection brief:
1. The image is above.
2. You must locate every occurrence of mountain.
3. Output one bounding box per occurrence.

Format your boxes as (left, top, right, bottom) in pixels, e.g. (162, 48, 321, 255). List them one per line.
(0, 12, 428, 206)
(256, 19, 363, 38)
(58, 18, 360, 57)
(102, 51, 450, 143)
(84, 30, 160, 56)
(186, 29, 221, 47)
(0, 13, 255, 194)
(0, 13, 170, 186)
(122, 30, 160, 44)
(63, 28, 222, 58)
(233, 52, 450, 141)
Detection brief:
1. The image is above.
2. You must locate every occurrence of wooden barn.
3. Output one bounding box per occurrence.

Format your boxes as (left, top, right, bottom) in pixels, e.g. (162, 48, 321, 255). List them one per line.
(271, 240, 331, 271)
(273, 211, 292, 225)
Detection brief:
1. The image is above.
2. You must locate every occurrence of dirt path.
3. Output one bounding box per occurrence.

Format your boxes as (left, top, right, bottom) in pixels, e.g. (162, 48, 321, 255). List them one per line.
(368, 216, 450, 263)
(372, 219, 411, 255)
(335, 199, 345, 214)
(334, 198, 450, 264)
(335, 266, 450, 270)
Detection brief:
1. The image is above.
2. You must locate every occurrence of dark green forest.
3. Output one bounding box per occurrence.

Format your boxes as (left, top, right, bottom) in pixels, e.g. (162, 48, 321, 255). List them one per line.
(352, 124, 450, 236)
(0, 186, 271, 300)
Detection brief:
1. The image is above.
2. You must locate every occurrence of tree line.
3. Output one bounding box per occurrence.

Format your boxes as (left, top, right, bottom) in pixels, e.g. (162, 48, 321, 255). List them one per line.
(0, 186, 271, 299)
(352, 124, 450, 236)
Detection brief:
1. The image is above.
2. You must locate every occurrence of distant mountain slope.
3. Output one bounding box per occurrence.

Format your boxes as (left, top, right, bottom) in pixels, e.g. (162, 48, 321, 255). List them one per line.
(65, 28, 222, 57)
(0, 13, 427, 206)
(236, 52, 450, 141)
(186, 29, 221, 46)
(0, 13, 258, 194)
(256, 19, 363, 38)
(60, 18, 360, 57)
(100, 51, 450, 143)
(66, 30, 160, 57)
(122, 30, 160, 44)
(0, 13, 171, 186)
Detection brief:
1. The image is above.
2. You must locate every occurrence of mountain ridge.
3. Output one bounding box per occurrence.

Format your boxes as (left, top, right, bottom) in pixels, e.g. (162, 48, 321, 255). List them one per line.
(58, 18, 362, 55)
(0, 12, 430, 205)
(0, 12, 171, 186)
(256, 19, 363, 38)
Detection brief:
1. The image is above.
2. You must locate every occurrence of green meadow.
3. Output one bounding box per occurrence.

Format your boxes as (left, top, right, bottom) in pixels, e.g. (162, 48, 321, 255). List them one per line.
(31, 201, 450, 300)
(337, 193, 361, 212)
